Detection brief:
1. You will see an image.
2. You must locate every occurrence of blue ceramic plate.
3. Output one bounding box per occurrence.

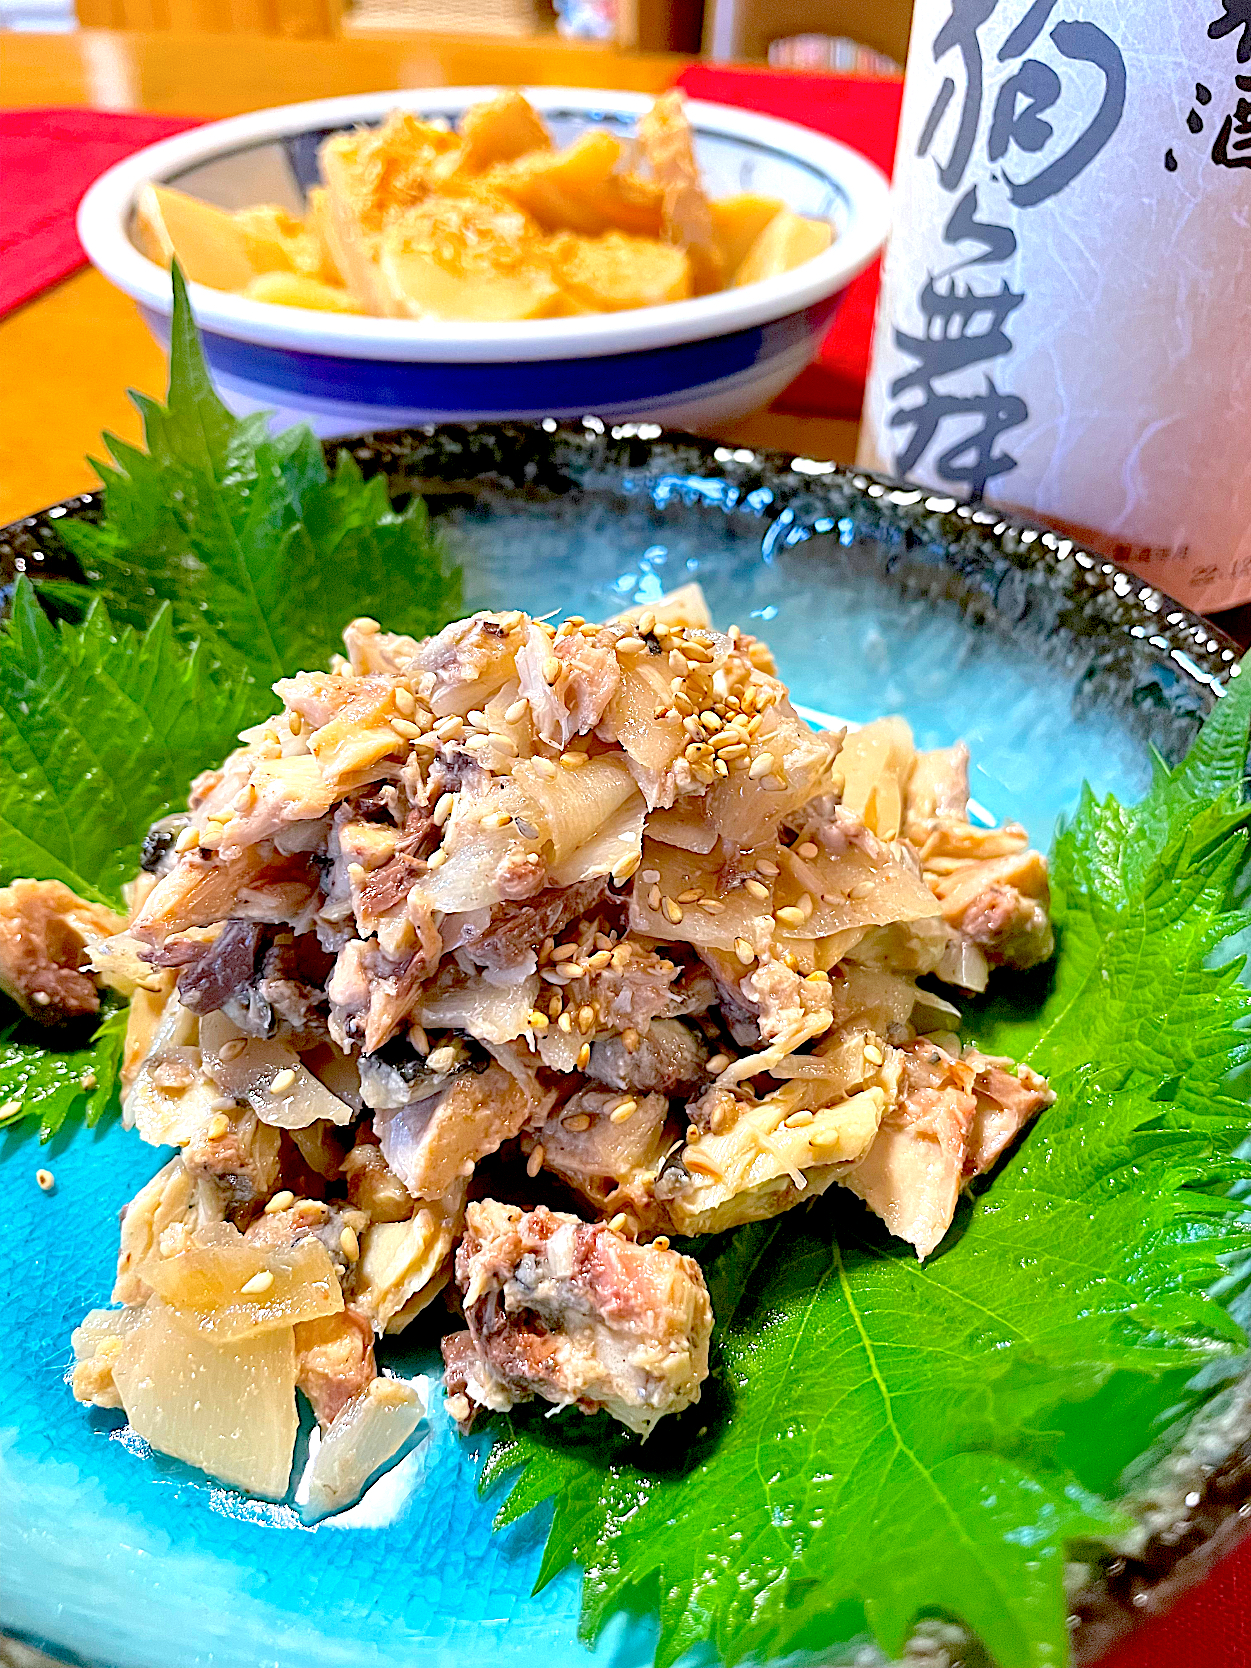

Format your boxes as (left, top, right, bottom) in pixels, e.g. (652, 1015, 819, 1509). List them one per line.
(0, 424, 1239, 1668)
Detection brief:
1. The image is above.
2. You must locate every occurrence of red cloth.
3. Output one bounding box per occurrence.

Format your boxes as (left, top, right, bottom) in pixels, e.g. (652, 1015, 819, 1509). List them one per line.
(1098, 1536, 1251, 1668)
(675, 64, 903, 420)
(0, 107, 201, 317)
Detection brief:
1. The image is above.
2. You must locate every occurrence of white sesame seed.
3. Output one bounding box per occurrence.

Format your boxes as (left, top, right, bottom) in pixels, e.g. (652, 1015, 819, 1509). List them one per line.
(432, 792, 455, 826)
(269, 1067, 296, 1095)
(543, 656, 562, 686)
(734, 938, 756, 965)
(504, 698, 529, 724)
(241, 1269, 274, 1296)
(1, 1097, 23, 1119)
(527, 1143, 545, 1178)
(796, 841, 819, 859)
(427, 849, 448, 868)
(36, 1168, 55, 1192)
(748, 753, 775, 780)
(264, 1190, 295, 1214)
(339, 1226, 360, 1263)
(427, 1045, 456, 1073)
(611, 852, 641, 884)
(563, 1113, 591, 1133)
(706, 1054, 731, 1074)
(744, 877, 771, 900)
(775, 906, 806, 928)
(394, 687, 417, 717)
(610, 1099, 638, 1123)
(207, 1113, 230, 1139)
(220, 1037, 248, 1062)
(532, 756, 558, 779)
(391, 718, 423, 740)
(756, 858, 780, 876)
(175, 825, 200, 853)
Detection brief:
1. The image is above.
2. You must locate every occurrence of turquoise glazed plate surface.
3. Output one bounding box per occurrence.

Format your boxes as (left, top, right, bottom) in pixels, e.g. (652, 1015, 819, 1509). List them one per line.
(0, 424, 1238, 1668)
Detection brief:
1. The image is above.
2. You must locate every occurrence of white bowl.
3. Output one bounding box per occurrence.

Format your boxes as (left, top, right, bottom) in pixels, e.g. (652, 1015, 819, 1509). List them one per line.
(78, 86, 890, 436)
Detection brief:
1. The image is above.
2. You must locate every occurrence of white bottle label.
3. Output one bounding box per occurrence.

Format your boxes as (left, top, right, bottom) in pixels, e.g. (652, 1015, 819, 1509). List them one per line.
(858, 0, 1251, 612)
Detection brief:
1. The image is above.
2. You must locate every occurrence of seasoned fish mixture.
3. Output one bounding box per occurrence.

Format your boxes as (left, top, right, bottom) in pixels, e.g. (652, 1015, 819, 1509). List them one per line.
(41, 585, 1054, 1501)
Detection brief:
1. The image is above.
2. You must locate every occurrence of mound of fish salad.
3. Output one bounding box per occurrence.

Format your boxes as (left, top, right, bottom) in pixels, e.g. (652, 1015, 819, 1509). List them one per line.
(0, 585, 1055, 1505)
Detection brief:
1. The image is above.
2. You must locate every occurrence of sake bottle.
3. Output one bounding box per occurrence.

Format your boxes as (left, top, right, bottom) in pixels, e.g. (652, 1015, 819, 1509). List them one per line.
(857, 0, 1251, 613)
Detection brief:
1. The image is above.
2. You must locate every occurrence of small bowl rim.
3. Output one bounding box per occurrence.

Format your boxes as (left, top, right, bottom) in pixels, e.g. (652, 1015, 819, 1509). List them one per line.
(76, 85, 891, 366)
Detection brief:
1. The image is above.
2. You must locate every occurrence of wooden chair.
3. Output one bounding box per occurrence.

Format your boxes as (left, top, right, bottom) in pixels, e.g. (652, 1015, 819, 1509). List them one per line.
(74, 0, 344, 37)
(702, 0, 914, 69)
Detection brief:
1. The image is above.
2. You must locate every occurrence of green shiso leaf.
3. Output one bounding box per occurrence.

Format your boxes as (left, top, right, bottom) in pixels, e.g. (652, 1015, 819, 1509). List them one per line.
(0, 579, 253, 907)
(51, 265, 460, 727)
(0, 1003, 126, 1143)
(482, 668, 1251, 1668)
(0, 270, 462, 1138)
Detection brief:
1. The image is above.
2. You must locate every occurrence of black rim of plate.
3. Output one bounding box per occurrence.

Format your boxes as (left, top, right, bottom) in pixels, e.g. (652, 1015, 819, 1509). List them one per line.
(0, 419, 1247, 1665)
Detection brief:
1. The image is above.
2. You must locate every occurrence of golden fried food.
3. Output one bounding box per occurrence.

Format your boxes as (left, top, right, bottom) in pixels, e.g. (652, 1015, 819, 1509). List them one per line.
(140, 92, 835, 321)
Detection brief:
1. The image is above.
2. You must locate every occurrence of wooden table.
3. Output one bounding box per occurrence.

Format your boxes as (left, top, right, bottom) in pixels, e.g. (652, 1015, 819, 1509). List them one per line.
(0, 30, 861, 524)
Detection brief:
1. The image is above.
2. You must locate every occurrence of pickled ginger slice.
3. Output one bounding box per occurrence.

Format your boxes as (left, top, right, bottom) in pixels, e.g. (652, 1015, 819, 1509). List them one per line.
(297, 1374, 426, 1522)
(143, 1223, 344, 1341)
(111, 1300, 298, 1499)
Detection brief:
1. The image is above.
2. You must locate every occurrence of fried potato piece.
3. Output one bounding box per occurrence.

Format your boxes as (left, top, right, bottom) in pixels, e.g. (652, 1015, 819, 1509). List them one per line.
(135, 184, 269, 292)
(319, 112, 464, 312)
(458, 91, 552, 171)
(733, 209, 833, 287)
(547, 230, 692, 313)
(489, 130, 662, 237)
(242, 272, 364, 313)
(377, 196, 562, 322)
(710, 193, 786, 280)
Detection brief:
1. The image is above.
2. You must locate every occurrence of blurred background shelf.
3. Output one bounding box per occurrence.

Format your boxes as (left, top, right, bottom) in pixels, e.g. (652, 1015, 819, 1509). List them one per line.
(53, 0, 912, 58)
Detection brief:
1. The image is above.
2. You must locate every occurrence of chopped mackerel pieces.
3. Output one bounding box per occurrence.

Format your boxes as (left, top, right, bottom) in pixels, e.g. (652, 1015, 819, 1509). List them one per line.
(50, 585, 1056, 1486)
(0, 879, 126, 1025)
(444, 1200, 713, 1436)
